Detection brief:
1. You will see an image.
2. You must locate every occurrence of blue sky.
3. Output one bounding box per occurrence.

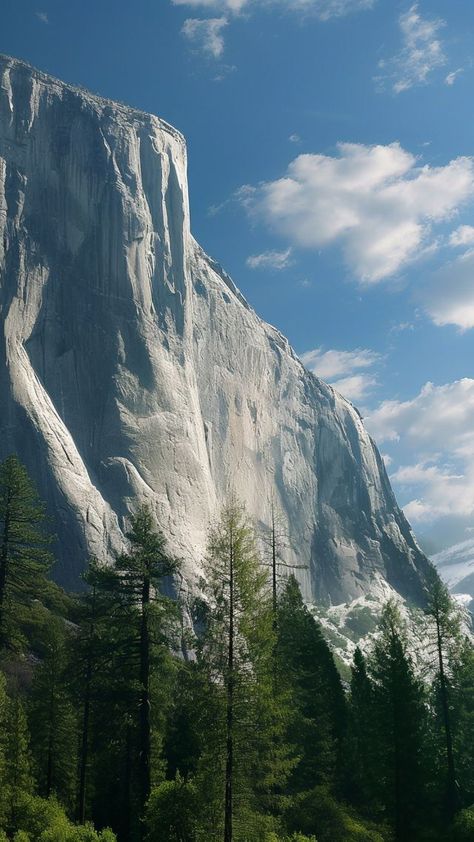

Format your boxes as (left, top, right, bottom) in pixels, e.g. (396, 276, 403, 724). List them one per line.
(3, 0, 474, 553)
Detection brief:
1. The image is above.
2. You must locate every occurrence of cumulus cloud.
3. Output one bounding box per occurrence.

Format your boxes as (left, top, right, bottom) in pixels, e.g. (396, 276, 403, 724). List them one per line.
(365, 379, 474, 524)
(35, 11, 49, 23)
(181, 17, 228, 57)
(246, 247, 293, 270)
(238, 142, 474, 283)
(377, 4, 446, 94)
(301, 346, 380, 402)
(422, 249, 474, 330)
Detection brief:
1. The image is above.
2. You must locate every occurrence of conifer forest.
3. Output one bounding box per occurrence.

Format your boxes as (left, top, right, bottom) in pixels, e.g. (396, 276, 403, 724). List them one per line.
(0, 454, 473, 842)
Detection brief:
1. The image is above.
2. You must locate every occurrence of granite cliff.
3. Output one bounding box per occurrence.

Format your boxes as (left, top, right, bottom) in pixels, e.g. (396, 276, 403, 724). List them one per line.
(0, 55, 433, 604)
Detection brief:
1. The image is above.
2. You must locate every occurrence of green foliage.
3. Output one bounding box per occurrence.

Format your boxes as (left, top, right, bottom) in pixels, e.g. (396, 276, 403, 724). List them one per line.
(0, 455, 53, 653)
(284, 786, 385, 842)
(28, 618, 78, 809)
(145, 774, 199, 841)
(1, 692, 34, 835)
(368, 602, 430, 839)
(276, 576, 347, 793)
(12, 794, 116, 841)
(0, 455, 474, 842)
(451, 640, 474, 800)
(194, 499, 293, 839)
(451, 805, 474, 841)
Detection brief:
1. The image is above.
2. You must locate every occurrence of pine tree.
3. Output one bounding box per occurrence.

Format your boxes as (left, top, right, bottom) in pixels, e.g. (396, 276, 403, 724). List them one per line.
(79, 510, 178, 839)
(196, 499, 291, 841)
(2, 692, 33, 836)
(276, 576, 347, 796)
(451, 637, 474, 804)
(28, 617, 77, 810)
(347, 647, 380, 811)
(71, 558, 120, 825)
(115, 506, 178, 823)
(0, 455, 53, 652)
(369, 601, 429, 841)
(425, 574, 461, 818)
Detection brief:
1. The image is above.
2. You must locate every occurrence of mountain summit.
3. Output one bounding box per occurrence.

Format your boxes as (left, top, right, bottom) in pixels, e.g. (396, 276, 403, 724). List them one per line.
(0, 54, 432, 602)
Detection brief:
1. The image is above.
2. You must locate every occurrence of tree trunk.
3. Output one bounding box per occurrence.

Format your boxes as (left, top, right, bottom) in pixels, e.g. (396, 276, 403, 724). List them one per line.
(0, 489, 12, 644)
(77, 586, 96, 823)
(224, 528, 234, 842)
(45, 671, 56, 797)
(77, 654, 92, 822)
(139, 568, 151, 821)
(435, 609, 458, 818)
(271, 504, 277, 621)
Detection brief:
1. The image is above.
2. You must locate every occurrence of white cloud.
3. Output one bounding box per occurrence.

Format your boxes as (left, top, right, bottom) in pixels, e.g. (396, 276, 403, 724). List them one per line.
(422, 250, 474, 330)
(445, 68, 463, 86)
(329, 373, 378, 402)
(301, 347, 379, 379)
(301, 346, 380, 402)
(181, 17, 228, 57)
(238, 142, 474, 283)
(173, 0, 248, 11)
(246, 247, 293, 270)
(449, 224, 474, 247)
(35, 11, 49, 23)
(289, 133, 301, 144)
(365, 379, 474, 524)
(172, 0, 375, 19)
(377, 4, 446, 94)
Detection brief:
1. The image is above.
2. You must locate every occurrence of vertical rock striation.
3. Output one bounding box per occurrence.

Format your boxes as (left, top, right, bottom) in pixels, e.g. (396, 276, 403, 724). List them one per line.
(0, 54, 432, 603)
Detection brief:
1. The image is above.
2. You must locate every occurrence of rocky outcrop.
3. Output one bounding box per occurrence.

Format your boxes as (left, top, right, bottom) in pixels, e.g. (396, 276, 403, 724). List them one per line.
(0, 54, 432, 603)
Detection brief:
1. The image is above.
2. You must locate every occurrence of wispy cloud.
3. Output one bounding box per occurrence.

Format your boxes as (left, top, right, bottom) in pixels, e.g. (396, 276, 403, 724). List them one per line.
(181, 16, 228, 57)
(236, 142, 474, 283)
(445, 68, 463, 86)
(246, 247, 293, 270)
(301, 346, 381, 402)
(35, 10, 49, 23)
(172, 0, 375, 17)
(376, 4, 446, 94)
(174, 0, 376, 57)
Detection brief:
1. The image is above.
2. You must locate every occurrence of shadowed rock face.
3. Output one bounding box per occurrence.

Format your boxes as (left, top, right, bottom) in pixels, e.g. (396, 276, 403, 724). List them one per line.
(0, 54, 433, 603)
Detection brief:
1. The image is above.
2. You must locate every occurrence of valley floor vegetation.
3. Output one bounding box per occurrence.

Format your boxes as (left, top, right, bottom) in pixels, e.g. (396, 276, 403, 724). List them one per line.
(0, 454, 473, 842)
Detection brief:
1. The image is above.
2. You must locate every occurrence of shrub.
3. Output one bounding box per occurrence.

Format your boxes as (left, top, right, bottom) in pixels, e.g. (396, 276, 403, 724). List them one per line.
(452, 806, 474, 842)
(146, 775, 199, 841)
(12, 794, 115, 841)
(284, 787, 386, 842)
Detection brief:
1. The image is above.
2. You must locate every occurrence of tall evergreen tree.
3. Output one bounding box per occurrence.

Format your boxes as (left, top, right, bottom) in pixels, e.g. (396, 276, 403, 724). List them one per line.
(196, 499, 291, 841)
(369, 601, 429, 841)
(276, 576, 347, 797)
(2, 692, 33, 836)
(425, 574, 461, 818)
(28, 618, 77, 810)
(347, 646, 380, 811)
(0, 455, 53, 651)
(115, 506, 178, 822)
(450, 637, 474, 804)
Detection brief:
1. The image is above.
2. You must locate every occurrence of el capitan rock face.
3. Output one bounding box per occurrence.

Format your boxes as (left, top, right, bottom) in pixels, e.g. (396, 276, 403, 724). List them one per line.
(0, 54, 432, 603)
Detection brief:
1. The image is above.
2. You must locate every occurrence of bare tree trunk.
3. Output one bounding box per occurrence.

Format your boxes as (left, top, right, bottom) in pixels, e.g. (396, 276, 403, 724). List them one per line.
(139, 569, 151, 825)
(224, 526, 234, 842)
(0, 489, 12, 645)
(435, 608, 458, 817)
